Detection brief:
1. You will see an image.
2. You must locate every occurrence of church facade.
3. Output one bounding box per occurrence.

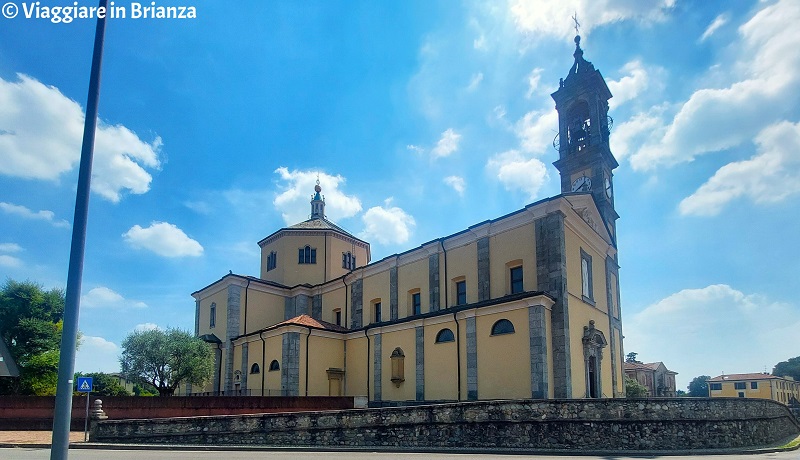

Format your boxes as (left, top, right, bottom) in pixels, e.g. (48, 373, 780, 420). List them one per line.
(190, 36, 625, 402)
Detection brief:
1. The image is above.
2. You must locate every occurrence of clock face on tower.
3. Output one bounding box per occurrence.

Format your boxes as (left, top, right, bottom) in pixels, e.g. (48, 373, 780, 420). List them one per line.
(571, 175, 591, 192)
(605, 177, 613, 198)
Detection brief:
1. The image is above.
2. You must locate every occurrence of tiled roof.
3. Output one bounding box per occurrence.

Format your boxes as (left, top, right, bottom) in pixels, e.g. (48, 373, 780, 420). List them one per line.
(273, 314, 350, 333)
(288, 217, 357, 239)
(708, 373, 782, 382)
(623, 361, 677, 374)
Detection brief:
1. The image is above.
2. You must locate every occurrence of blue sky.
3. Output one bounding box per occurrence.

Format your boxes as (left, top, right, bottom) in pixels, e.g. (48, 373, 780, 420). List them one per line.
(1, 0, 798, 390)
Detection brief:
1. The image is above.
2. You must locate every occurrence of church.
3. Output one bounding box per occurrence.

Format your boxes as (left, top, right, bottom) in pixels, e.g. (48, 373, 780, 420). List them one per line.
(190, 35, 625, 403)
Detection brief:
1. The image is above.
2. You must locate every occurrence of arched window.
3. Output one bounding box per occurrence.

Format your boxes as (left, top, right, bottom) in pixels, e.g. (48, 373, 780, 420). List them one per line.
(250, 363, 260, 374)
(342, 251, 356, 270)
(490, 319, 515, 336)
(269, 360, 280, 371)
(435, 328, 455, 343)
(298, 245, 317, 264)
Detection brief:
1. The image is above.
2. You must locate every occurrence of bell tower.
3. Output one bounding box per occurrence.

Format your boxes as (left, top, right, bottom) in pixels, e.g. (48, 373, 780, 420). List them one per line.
(551, 34, 619, 243)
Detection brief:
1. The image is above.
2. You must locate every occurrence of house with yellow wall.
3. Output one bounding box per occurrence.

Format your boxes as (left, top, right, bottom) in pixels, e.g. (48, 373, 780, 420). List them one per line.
(708, 373, 800, 405)
(189, 35, 626, 404)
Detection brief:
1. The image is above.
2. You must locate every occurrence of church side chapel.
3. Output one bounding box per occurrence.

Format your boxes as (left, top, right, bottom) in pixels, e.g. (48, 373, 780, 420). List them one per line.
(189, 34, 624, 403)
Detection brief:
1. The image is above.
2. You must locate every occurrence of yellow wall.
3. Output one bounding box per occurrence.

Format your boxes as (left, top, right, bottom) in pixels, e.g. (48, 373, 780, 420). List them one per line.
(345, 336, 368, 397)
(363, 270, 390, 324)
(446, 242, 477, 307)
(263, 335, 282, 396)
(261, 234, 327, 287)
(476, 309, 531, 399)
(305, 335, 345, 396)
(197, 289, 229, 338)
(424, 320, 459, 400)
(378, 327, 417, 401)
(397, 258, 429, 317)
(488, 223, 536, 298)
(710, 377, 800, 404)
(244, 290, 285, 334)
(322, 287, 348, 327)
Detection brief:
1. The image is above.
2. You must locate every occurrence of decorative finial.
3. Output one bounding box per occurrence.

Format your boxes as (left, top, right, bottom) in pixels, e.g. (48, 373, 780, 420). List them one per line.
(572, 12, 581, 40)
(314, 174, 322, 193)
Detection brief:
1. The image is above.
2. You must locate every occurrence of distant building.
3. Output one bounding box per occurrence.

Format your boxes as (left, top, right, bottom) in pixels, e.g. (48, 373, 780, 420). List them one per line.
(708, 373, 799, 405)
(623, 362, 678, 397)
(189, 34, 627, 403)
(0, 339, 19, 378)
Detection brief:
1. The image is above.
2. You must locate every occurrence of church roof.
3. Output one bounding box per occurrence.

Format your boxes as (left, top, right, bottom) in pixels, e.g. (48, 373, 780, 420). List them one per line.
(272, 314, 350, 333)
(708, 373, 787, 382)
(287, 216, 358, 237)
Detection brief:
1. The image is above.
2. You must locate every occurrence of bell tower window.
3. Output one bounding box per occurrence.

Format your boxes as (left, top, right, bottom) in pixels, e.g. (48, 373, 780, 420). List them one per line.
(567, 100, 591, 152)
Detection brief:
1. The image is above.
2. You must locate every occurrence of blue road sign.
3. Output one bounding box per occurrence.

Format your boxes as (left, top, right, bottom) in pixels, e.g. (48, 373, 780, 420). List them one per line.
(76, 376, 93, 393)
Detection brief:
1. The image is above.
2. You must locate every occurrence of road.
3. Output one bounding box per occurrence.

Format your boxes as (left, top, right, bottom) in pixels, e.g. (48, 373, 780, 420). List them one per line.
(2, 448, 799, 460)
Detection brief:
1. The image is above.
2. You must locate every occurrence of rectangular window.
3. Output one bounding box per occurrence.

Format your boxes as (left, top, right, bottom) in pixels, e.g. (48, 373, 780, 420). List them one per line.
(209, 303, 216, 328)
(734, 382, 746, 390)
(298, 246, 317, 264)
(580, 249, 593, 300)
(412, 293, 421, 315)
(456, 280, 467, 305)
(510, 266, 523, 294)
(738, 392, 745, 398)
(267, 251, 277, 271)
(751, 381, 758, 390)
(334, 309, 341, 326)
(374, 302, 382, 323)
(709, 383, 722, 391)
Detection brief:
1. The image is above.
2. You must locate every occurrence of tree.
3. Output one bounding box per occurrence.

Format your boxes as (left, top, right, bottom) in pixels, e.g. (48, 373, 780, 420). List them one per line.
(772, 356, 800, 381)
(625, 377, 649, 397)
(74, 372, 131, 397)
(0, 280, 66, 395)
(625, 352, 641, 364)
(676, 390, 687, 396)
(687, 375, 711, 397)
(120, 328, 214, 396)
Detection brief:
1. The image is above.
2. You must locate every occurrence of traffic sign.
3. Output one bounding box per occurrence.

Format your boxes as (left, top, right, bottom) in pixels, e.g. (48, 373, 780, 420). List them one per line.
(76, 377, 93, 393)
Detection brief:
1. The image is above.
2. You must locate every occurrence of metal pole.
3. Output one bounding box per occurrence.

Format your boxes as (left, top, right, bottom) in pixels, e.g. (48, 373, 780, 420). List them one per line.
(83, 391, 90, 442)
(50, 1, 108, 458)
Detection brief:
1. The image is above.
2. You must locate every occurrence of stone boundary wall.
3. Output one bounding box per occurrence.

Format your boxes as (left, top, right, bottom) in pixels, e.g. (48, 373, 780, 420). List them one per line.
(93, 398, 800, 451)
(0, 396, 355, 431)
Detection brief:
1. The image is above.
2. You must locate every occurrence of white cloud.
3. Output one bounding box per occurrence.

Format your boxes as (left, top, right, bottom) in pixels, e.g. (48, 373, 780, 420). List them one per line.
(610, 107, 667, 161)
(624, 284, 799, 390)
(134, 323, 160, 332)
(443, 176, 466, 196)
(509, 0, 675, 40)
(431, 128, 462, 158)
(81, 286, 147, 310)
(75, 336, 120, 373)
(467, 72, 484, 92)
(679, 121, 800, 216)
(515, 109, 558, 155)
(486, 149, 549, 200)
(0, 243, 22, 253)
(526, 68, 543, 98)
(627, 0, 800, 171)
(0, 255, 21, 268)
(360, 199, 416, 245)
(273, 168, 363, 225)
(0, 202, 70, 228)
(0, 74, 161, 203)
(607, 60, 649, 108)
(406, 144, 425, 154)
(123, 222, 204, 258)
(700, 13, 729, 42)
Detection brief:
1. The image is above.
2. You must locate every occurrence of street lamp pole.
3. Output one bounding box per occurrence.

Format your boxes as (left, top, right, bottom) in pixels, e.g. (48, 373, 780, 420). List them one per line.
(50, 1, 109, 458)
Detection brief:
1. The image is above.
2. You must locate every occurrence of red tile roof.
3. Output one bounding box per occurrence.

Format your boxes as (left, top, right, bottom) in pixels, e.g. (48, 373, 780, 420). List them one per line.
(273, 314, 350, 333)
(708, 373, 783, 382)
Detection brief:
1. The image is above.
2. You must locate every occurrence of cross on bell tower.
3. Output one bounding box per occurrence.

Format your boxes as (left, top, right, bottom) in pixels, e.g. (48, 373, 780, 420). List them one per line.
(551, 32, 620, 243)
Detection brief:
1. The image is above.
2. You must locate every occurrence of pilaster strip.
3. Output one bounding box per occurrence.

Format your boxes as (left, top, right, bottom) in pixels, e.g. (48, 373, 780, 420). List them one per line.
(351, 279, 363, 329)
(477, 237, 490, 302)
(390, 267, 398, 321)
(529, 304, 549, 399)
(429, 254, 440, 312)
(466, 316, 478, 400)
(373, 333, 382, 401)
(416, 326, 424, 401)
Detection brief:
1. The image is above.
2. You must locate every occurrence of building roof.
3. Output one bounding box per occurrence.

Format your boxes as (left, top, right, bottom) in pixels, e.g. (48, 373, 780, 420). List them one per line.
(272, 314, 350, 333)
(623, 361, 677, 374)
(708, 373, 790, 382)
(0, 338, 19, 378)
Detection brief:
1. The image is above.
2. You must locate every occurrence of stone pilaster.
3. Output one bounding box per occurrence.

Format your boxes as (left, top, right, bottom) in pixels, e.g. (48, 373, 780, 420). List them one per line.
(429, 254, 440, 312)
(606, 255, 623, 397)
(240, 341, 249, 391)
(373, 334, 382, 401)
(390, 267, 398, 321)
(281, 332, 300, 396)
(477, 237, 490, 302)
(529, 304, 549, 399)
(212, 347, 221, 393)
(466, 316, 478, 400)
(415, 326, 424, 401)
(194, 299, 200, 336)
(351, 279, 363, 329)
(536, 211, 571, 398)
(312, 294, 322, 320)
(224, 284, 242, 393)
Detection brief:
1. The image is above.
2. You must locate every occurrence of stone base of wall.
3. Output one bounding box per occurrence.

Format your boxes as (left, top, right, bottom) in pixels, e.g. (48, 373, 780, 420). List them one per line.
(93, 398, 800, 451)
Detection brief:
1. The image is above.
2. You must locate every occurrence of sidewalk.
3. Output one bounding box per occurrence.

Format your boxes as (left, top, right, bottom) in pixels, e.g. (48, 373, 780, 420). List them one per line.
(0, 431, 85, 445)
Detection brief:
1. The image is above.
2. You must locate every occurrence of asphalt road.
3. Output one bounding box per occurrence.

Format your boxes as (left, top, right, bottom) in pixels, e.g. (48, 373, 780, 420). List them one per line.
(2, 448, 799, 460)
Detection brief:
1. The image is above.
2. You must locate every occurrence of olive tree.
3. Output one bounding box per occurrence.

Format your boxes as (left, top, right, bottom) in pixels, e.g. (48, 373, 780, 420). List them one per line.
(120, 327, 213, 396)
